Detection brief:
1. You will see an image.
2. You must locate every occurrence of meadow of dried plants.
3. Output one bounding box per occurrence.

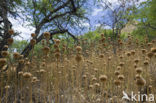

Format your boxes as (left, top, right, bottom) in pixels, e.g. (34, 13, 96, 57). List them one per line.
(0, 31, 156, 103)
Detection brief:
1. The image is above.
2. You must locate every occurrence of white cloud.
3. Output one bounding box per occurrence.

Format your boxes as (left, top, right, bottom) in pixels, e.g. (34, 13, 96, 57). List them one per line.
(92, 8, 103, 16)
(9, 17, 35, 40)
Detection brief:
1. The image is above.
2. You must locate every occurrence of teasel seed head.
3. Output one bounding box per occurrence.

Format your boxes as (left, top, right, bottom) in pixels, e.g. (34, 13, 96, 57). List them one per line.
(42, 46, 50, 54)
(13, 52, 20, 59)
(3, 45, 8, 50)
(23, 72, 32, 78)
(141, 49, 146, 54)
(89, 85, 93, 89)
(43, 32, 50, 39)
(117, 66, 121, 70)
(114, 80, 121, 86)
(144, 60, 149, 66)
(119, 62, 124, 67)
(94, 83, 100, 88)
(55, 52, 60, 58)
(136, 67, 143, 74)
(136, 76, 146, 87)
(115, 71, 120, 76)
(7, 38, 14, 45)
(55, 39, 60, 45)
(151, 47, 156, 53)
(118, 75, 124, 81)
(31, 33, 36, 38)
(76, 46, 82, 52)
(82, 75, 87, 79)
(0, 58, 7, 67)
(8, 29, 14, 35)
(99, 54, 104, 58)
(5, 85, 10, 89)
(1, 51, 9, 57)
(134, 59, 139, 64)
(18, 71, 23, 75)
(99, 75, 107, 82)
(40, 69, 46, 73)
(19, 59, 24, 64)
(75, 54, 82, 62)
(30, 39, 36, 46)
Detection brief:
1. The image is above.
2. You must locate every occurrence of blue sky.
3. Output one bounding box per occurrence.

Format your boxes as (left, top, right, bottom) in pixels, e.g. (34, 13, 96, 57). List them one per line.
(9, 0, 146, 40)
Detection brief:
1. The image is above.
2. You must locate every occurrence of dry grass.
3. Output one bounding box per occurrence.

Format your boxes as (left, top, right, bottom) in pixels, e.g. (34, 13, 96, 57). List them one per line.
(0, 33, 156, 103)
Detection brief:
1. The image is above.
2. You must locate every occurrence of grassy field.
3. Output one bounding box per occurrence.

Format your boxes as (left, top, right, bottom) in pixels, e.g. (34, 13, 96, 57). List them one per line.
(0, 33, 156, 103)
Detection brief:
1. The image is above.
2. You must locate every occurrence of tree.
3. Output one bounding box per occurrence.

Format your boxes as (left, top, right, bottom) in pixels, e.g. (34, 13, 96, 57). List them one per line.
(0, 0, 22, 57)
(20, 0, 88, 57)
(97, 0, 140, 53)
(131, 0, 156, 40)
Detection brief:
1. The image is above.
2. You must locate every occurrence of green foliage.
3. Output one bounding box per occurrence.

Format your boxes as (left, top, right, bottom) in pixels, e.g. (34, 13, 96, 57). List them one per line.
(132, 0, 156, 40)
(10, 40, 28, 53)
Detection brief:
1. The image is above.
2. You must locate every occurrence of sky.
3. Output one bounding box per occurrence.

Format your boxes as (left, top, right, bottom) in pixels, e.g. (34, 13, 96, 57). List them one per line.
(9, 0, 146, 40)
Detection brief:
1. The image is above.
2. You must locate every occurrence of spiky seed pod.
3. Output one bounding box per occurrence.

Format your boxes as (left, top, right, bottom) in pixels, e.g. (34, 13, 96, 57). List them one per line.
(134, 64, 137, 68)
(25, 62, 30, 66)
(115, 71, 120, 76)
(136, 76, 146, 87)
(23, 72, 32, 78)
(117, 66, 121, 70)
(82, 75, 87, 79)
(8, 29, 14, 35)
(134, 59, 139, 64)
(92, 77, 97, 82)
(18, 71, 23, 75)
(119, 62, 124, 67)
(31, 33, 36, 37)
(5, 85, 10, 89)
(55, 39, 60, 45)
(144, 60, 149, 66)
(7, 38, 14, 45)
(118, 75, 124, 81)
(31, 77, 38, 83)
(0, 58, 7, 67)
(99, 75, 107, 82)
(147, 52, 153, 58)
(20, 55, 24, 59)
(13, 52, 20, 59)
(147, 43, 152, 47)
(108, 56, 111, 60)
(43, 32, 50, 39)
(76, 46, 82, 52)
(135, 74, 141, 79)
(101, 34, 104, 37)
(94, 68, 98, 72)
(136, 67, 143, 74)
(55, 52, 60, 58)
(131, 50, 135, 55)
(42, 46, 50, 54)
(19, 59, 24, 64)
(151, 48, 156, 53)
(41, 39, 45, 45)
(30, 39, 36, 46)
(75, 54, 82, 62)
(54, 44, 58, 48)
(40, 69, 46, 73)
(99, 54, 104, 58)
(114, 80, 121, 86)
(55, 48, 60, 53)
(94, 83, 100, 88)
(101, 37, 105, 42)
(1, 51, 9, 57)
(3, 45, 8, 50)
(89, 85, 93, 89)
(141, 49, 146, 54)
(126, 52, 131, 56)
